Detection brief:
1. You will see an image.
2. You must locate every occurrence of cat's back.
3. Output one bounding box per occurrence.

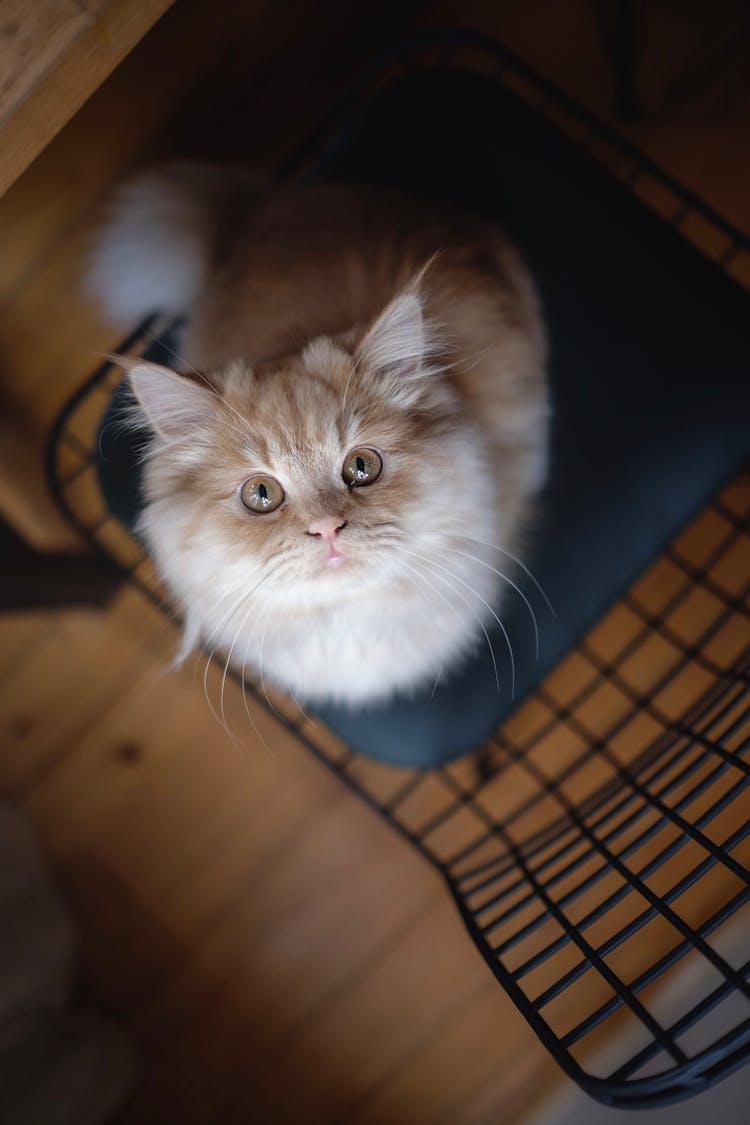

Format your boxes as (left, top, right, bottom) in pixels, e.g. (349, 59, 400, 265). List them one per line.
(184, 183, 538, 373)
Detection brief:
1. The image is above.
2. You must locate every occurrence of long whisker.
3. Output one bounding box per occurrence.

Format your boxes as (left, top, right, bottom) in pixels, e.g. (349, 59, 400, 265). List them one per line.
(286, 688, 314, 728)
(397, 566, 451, 700)
(431, 657, 444, 700)
(238, 608, 275, 758)
(192, 588, 246, 683)
(435, 543, 540, 661)
(453, 530, 556, 618)
(195, 586, 255, 697)
(198, 601, 248, 718)
(402, 547, 515, 698)
(218, 571, 274, 738)
(257, 611, 289, 727)
(201, 575, 270, 738)
(218, 588, 263, 743)
(399, 555, 500, 695)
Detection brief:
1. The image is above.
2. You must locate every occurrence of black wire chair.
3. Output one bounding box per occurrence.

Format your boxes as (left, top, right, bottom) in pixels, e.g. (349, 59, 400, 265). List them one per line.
(46, 33, 750, 1109)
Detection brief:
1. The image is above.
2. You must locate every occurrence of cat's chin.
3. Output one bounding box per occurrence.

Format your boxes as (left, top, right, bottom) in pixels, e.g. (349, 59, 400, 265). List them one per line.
(277, 558, 397, 607)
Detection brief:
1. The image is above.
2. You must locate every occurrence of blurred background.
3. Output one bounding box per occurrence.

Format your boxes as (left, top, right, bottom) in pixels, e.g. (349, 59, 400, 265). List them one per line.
(0, 1, 749, 1122)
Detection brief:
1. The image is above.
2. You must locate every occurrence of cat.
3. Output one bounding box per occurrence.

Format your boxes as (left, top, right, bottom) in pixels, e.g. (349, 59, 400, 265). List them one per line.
(88, 166, 549, 707)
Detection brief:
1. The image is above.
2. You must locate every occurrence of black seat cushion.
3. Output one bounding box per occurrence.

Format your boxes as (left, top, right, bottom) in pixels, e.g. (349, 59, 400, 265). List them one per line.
(98, 67, 750, 768)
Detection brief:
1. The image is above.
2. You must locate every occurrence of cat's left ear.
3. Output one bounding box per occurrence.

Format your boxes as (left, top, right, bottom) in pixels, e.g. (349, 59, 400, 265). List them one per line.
(356, 287, 436, 406)
(125, 361, 216, 439)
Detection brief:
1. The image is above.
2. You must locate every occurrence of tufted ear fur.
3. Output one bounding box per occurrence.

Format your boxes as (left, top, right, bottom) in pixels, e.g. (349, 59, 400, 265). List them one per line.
(126, 362, 216, 439)
(356, 284, 441, 406)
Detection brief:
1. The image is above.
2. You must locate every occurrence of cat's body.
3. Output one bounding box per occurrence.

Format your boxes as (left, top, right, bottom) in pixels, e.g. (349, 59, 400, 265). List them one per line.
(89, 168, 549, 705)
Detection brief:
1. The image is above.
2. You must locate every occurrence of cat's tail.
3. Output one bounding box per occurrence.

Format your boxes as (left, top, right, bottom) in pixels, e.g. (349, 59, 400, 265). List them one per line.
(86, 163, 266, 324)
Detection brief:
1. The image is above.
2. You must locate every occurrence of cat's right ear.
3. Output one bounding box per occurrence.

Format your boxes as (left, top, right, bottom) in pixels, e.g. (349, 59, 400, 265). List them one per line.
(355, 288, 438, 409)
(126, 362, 216, 439)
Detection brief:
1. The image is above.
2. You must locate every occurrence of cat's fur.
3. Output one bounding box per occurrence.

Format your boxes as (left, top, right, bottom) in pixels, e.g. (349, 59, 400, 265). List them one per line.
(89, 167, 549, 705)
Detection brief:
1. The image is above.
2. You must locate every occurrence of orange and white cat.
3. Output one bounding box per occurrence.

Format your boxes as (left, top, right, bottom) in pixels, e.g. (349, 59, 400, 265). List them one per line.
(88, 167, 548, 705)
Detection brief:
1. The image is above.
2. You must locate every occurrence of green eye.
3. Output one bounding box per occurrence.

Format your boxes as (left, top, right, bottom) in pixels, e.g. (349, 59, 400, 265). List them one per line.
(342, 447, 383, 487)
(240, 474, 285, 514)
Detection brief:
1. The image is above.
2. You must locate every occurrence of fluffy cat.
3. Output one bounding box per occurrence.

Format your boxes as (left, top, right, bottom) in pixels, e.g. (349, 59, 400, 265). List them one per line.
(88, 167, 549, 706)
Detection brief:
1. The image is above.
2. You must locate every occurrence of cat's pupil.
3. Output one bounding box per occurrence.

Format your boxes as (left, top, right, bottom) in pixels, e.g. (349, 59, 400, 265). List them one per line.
(356, 456, 366, 476)
(259, 482, 268, 501)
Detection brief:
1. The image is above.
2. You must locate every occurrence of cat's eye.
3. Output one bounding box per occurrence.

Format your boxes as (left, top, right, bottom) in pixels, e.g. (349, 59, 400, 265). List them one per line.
(240, 474, 285, 514)
(342, 447, 383, 488)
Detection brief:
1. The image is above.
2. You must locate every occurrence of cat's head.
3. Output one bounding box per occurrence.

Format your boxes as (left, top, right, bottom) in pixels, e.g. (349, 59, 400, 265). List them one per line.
(127, 286, 498, 625)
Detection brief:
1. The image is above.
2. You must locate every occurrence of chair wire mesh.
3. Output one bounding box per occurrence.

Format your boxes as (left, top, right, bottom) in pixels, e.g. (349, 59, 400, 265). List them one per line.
(45, 32, 750, 1109)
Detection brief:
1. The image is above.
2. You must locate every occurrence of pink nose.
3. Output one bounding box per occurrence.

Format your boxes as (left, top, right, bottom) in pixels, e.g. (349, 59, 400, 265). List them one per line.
(307, 516, 347, 541)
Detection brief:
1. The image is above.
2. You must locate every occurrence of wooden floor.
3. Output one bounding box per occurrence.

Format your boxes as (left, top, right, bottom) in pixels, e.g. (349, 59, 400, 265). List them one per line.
(1, 2, 750, 1122)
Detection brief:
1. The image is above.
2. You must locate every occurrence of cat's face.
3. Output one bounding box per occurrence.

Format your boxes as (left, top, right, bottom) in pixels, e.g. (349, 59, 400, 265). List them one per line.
(131, 291, 498, 620)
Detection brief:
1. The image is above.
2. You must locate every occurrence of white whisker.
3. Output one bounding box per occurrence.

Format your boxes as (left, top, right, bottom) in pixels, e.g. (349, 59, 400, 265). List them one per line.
(192, 588, 245, 683)
(195, 586, 254, 698)
(398, 563, 449, 698)
(453, 530, 556, 618)
(431, 657, 444, 700)
(399, 555, 500, 695)
(287, 688, 314, 727)
(239, 609, 275, 758)
(197, 599, 247, 714)
(218, 591, 260, 744)
(257, 611, 288, 727)
(435, 542, 540, 660)
(402, 546, 515, 698)
(199, 574, 270, 741)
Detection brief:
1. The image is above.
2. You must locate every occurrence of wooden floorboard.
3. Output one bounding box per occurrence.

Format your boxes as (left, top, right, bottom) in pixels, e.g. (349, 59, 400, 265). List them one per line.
(1, 1, 749, 1122)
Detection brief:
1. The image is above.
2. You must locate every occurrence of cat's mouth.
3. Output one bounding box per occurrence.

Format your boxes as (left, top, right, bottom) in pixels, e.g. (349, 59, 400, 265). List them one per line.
(310, 538, 349, 571)
(317, 545, 349, 573)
